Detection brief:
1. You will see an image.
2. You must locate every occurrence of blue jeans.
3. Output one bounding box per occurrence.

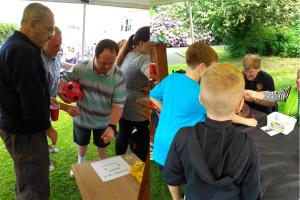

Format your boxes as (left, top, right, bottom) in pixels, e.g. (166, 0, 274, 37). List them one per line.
(0, 129, 49, 200)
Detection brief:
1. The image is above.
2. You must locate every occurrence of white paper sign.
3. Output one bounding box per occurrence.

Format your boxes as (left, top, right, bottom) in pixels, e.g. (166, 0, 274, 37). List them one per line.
(261, 126, 280, 136)
(91, 156, 131, 182)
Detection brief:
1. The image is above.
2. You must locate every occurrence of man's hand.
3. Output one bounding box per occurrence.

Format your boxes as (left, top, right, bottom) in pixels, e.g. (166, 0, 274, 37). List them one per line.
(244, 90, 253, 101)
(46, 126, 58, 145)
(65, 105, 80, 117)
(101, 127, 115, 144)
(57, 89, 72, 103)
(50, 97, 59, 106)
(57, 80, 72, 103)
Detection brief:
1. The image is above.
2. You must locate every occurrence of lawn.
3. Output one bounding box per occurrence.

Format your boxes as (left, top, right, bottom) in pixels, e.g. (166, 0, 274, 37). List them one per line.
(0, 46, 299, 200)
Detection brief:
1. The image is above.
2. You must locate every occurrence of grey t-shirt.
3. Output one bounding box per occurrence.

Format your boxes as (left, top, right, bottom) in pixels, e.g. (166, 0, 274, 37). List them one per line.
(120, 51, 150, 121)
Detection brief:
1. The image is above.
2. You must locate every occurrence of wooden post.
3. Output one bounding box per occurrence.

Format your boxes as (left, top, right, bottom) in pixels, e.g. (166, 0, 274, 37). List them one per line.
(149, 43, 168, 81)
(137, 153, 150, 200)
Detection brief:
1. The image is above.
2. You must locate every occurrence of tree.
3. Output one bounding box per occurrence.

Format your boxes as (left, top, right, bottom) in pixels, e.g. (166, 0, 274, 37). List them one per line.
(151, 10, 188, 47)
(156, 0, 299, 56)
(0, 23, 17, 45)
(151, 6, 216, 47)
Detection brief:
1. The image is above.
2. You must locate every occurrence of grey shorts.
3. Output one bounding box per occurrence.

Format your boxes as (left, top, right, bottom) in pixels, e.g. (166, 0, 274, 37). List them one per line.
(73, 124, 109, 148)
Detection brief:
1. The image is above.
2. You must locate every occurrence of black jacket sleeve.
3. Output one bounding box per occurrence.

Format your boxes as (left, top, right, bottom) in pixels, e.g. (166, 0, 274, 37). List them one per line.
(241, 140, 260, 200)
(163, 129, 187, 186)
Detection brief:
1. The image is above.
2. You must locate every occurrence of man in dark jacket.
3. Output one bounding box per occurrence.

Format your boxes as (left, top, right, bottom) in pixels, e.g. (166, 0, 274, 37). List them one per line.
(163, 64, 260, 200)
(0, 3, 55, 199)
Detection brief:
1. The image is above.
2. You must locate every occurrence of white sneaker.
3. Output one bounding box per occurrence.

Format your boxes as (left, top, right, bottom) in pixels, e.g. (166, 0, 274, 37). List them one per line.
(49, 160, 55, 171)
(48, 145, 59, 153)
(70, 169, 74, 178)
(150, 142, 153, 160)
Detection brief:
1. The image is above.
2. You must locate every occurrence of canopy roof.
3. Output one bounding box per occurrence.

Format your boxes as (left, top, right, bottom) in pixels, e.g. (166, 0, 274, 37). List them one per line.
(38, 0, 184, 9)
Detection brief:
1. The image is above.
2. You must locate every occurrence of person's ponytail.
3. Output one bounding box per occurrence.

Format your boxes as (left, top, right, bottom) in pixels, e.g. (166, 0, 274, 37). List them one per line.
(116, 26, 150, 67)
(117, 34, 135, 67)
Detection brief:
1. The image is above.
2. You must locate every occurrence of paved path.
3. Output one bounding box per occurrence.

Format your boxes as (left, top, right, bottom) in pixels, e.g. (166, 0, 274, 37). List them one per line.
(167, 47, 186, 65)
(166, 45, 225, 65)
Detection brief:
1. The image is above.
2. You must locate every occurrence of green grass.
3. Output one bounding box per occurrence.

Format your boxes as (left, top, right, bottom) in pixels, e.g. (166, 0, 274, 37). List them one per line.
(0, 109, 116, 200)
(150, 161, 172, 200)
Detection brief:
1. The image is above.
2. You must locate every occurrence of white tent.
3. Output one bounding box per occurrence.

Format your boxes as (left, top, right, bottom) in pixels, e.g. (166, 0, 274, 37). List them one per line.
(38, 0, 184, 9)
(35, 0, 193, 56)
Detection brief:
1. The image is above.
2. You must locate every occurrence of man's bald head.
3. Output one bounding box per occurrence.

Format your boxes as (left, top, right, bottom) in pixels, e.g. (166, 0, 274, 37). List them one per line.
(21, 3, 53, 26)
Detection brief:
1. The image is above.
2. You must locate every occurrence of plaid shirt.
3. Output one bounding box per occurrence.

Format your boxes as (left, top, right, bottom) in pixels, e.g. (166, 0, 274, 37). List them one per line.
(41, 51, 61, 97)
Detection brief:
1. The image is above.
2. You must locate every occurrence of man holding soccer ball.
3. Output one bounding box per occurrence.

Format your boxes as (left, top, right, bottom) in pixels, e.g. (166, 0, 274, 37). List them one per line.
(58, 39, 126, 177)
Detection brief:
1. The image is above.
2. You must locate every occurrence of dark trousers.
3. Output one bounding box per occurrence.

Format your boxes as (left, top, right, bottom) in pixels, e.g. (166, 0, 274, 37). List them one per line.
(115, 118, 149, 161)
(0, 129, 49, 200)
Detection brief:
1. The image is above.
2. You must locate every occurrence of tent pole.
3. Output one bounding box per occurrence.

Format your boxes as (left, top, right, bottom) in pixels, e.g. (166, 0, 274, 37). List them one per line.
(188, 0, 194, 43)
(81, 3, 86, 59)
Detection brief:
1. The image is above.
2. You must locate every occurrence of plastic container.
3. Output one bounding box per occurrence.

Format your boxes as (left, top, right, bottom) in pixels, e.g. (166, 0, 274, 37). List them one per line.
(267, 112, 297, 135)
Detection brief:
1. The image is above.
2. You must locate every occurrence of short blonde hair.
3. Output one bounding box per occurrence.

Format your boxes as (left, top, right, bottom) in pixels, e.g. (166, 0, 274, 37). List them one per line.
(200, 63, 245, 117)
(243, 54, 261, 70)
(186, 41, 218, 69)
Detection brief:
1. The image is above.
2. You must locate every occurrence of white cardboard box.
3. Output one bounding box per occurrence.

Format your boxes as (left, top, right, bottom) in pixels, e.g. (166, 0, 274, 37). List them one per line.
(266, 112, 297, 135)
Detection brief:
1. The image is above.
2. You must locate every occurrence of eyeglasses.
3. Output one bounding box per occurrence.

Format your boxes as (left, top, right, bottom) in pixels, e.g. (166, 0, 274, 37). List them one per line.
(243, 69, 257, 75)
(39, 22, 55, 37)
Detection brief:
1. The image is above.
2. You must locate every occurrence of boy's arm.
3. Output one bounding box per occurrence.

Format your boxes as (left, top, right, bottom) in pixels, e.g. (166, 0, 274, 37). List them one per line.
(241, 141, 260, 200)
(168, 185, 182, 200)
(232, 114, 257, 127)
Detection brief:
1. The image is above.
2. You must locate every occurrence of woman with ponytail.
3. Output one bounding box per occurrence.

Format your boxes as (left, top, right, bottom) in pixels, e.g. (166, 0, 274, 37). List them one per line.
(115, 26, 150, 161)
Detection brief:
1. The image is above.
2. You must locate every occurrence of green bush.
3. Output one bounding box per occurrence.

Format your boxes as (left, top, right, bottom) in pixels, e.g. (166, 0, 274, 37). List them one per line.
(226, 25, 299, 57)
(251, 26, 299, 57)
(0, 23, 17, 45)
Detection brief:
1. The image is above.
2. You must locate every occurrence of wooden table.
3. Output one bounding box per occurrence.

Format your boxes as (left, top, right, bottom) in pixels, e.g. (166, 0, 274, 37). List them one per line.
(72, 153, 141, 200)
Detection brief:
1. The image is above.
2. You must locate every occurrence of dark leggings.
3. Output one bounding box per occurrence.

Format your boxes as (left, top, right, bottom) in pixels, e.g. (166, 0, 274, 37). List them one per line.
(115, 118, 149, 161)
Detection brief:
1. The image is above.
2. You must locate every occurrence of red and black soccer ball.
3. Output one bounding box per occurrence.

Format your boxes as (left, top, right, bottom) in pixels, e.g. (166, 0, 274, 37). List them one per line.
(63, 82, 84, 102)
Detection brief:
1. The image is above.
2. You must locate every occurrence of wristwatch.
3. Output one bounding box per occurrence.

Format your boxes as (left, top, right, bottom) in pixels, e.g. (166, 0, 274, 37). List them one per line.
(108, 124, 117, 135)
